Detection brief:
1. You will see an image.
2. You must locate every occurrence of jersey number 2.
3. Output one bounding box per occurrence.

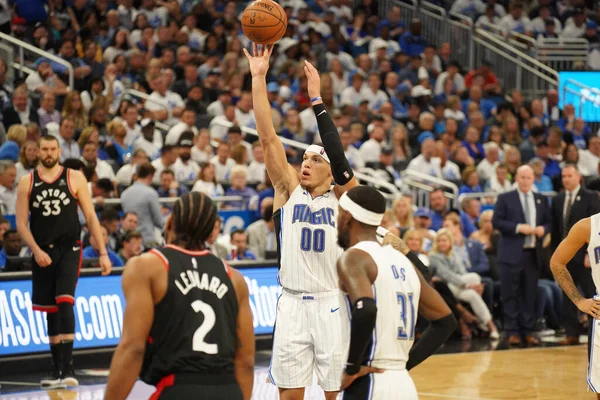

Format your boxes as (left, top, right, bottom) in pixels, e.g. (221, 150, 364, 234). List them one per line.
(300, 227, 325, 252)
(191, 300, 218, 354)
(396, 293, 415, 340)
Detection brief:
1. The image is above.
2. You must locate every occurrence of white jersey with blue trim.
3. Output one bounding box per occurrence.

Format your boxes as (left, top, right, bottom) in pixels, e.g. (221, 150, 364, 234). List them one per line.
(586, 213, 600, 293)
(277, 183, 343, 293)
(350, 241, 421, 370)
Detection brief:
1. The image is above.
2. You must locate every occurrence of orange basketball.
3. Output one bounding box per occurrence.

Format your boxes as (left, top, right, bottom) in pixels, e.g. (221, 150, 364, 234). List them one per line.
(241, 0, 287, 45)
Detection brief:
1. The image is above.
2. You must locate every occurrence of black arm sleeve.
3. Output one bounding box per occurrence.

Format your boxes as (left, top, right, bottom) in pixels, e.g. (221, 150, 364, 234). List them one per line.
(345, 297, 377, 375)
(406, 313, 457, 371)
(312, 103, 354, 185)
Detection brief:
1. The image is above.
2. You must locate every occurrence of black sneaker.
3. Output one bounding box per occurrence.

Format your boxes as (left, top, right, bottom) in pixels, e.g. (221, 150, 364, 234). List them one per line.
(61, 365, 79, 387)
(41, 367, 66, 389)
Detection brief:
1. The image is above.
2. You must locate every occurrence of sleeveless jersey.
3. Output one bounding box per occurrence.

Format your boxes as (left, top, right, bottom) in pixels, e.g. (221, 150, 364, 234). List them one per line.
(587, 214, 600, 293)
(140, 245, 239, 386)
(351, 241, 421, 370)
(274, 184, 342, 293)
(28, 167, 81, 247)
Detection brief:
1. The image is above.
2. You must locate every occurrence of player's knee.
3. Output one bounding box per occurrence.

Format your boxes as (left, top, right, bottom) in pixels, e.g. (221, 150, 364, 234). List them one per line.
(58, 303, 75, 334)
(46, 311, 60, 337)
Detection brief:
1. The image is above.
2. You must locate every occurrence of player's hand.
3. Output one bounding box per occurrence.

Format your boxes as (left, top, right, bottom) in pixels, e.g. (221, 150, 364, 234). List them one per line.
(303, 60, 321, 100)
(575, 298, 600, 319)
(533, 226, 545, 238)
(34, 250, 52, 267)
(341, 366, 384, 390)
(99, 254, 112, 276)
(243, 43, 273, 78)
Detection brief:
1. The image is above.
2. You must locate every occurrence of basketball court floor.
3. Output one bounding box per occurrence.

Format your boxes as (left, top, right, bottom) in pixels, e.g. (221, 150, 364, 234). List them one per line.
(0, 339, 594, 399)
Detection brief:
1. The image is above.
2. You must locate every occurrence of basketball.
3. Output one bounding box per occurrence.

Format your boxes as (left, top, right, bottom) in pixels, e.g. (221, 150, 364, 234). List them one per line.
(241, 0, 287, 45)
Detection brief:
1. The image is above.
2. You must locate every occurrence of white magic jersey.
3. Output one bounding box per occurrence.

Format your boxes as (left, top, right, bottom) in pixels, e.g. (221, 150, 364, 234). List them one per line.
(350, 241, 421, 370)
(276, 184, 343, 293)
(587, 213, 600, 292)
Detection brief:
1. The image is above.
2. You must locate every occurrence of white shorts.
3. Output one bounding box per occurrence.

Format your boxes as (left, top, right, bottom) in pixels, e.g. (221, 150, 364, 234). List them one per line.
(342, 370, 418, 400)
(589, 318, 600, 392)
(268, 288, 350, 392)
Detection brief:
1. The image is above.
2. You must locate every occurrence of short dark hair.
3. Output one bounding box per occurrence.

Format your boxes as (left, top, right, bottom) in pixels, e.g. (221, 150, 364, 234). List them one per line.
(230, 228, 246, 240)
(345, 185, 386, 223)
(161, 145, 175, 155)
(82, 141, 97, 151)
(122, 211, 137, 219)
(228, 126, 242, 135)
(161, 169, 175, 178)
(122, 229, 142, 242)
(100, 207, 120, 222)
(3, 229, 17, 240)
(96, 178, 113, 194)
(137, 162, 156, 179)
(83, 164, 96, 181)
(40, 135, 59, 145)
(62, 158, 85, 171)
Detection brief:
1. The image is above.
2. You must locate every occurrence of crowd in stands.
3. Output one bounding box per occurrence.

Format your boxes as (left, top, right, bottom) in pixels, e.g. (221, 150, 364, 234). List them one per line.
(0, 0, 597, 341)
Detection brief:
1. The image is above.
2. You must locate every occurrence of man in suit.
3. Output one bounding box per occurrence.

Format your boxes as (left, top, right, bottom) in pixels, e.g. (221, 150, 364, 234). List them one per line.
(246, 197, 277, 260)
(551, 163, 600, 345)
(493, 165, 551, 346)
(2, 85, 39, 131)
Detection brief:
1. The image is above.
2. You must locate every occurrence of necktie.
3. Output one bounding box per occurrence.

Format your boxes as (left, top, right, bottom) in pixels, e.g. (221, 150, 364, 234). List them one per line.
(563, 192, 573, 238)
(523, 192, 534, 248)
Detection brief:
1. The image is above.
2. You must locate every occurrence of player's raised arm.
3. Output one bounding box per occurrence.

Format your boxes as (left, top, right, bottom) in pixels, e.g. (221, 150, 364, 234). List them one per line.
(337, 249, 383, 389)
(304, 60, 359, 197)
(244, 44, 298, 204)
(551, 218, 600, 318)
(230, 268, 255, 400)
(105, 254, 161, 399)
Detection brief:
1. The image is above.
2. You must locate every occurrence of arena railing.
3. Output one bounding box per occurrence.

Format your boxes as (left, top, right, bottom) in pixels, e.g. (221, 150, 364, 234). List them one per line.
(209, 120, 401, 199)
(97, 196, 245, 207)
(401, 169, 459, 209)
(0, 31, 74, 90)
(535, 37, 591, 72)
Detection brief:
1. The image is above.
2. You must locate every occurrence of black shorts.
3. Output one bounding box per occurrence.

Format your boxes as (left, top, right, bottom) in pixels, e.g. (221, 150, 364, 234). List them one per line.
(151, 374, 242, 400)
(32, 240, 82, 313)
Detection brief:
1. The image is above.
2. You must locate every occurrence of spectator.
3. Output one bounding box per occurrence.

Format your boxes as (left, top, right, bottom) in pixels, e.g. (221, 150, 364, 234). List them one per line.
(561, 8, 587, 38)
(151, 145, 178, 185)
(246, 198, 277, 260)
(429, 228, 499, 339)
(115, 149, 149, 186)
(0, 229, 23, 268)
(0, 125, 27, 162)
(399, 18, 428, 56)
(15, 141, 39, 181)
(486, 163, 513, 194)
(82, 225, 124, 267)
(227, 229, 257, 261)
(209, 104, 238, 141)
(157, 169, 190, 199)
(145, 75, 185, 126)
(210, 142, 235, 183)
(519, 126, 546, 163)
(372, 145, 401, 186)
(227, 126, 253, 162)
(80, 141, 116, 182)
(173, 131, 200, 183)
(248, 142, 266, 184)
(192, 162, 225, 198)
(462, 198, 482, 229)
(463, 126, 485, 164)
(165, 108, 198, 146)
(62, 91, 89, 131)
(459, 166, 483, 195)
(579, 136, 600, 177)
(360, 126, 386, 165)
(120, 162, 164, 248)
(464, 61, 500, 94)
(532, 5, 562, 35)
(191, 129, 214, 165)
(470, 210, 501, 280)
(133, 119, 162, 161)
(407, 138, 442, 179)
(398, 55, 428, 86)
(25, 60, 67, 97)
(476, 4, 501, 27)
(223, 165, 257, 210)
(529, 157, 553, 193)
(434, 61, 465, 96)
(118, 229, 143, 263)
(392, 196, 414, 237)
(0, 161, 16, 215)
(2, 86, 39, 131)
(498, 2, 533, 36)
(477, 142, 500, 182)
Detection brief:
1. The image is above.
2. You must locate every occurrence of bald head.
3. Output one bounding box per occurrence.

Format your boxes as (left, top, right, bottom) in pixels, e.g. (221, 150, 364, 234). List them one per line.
(516, 165, 534, 193)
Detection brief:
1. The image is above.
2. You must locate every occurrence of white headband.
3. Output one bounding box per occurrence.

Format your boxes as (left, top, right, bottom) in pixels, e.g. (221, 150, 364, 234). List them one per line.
(305, 145, 330, 164)
(339, 192, 384, 226)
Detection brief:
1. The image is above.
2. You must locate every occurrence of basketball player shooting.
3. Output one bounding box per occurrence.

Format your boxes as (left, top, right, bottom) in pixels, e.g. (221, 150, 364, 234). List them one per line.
(15, 135, 112, 389)
(337, 186, 457, 399)
(105, 192, 254, 400)
(551, 216, 600, 397)
(244, 43, 359, 400)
